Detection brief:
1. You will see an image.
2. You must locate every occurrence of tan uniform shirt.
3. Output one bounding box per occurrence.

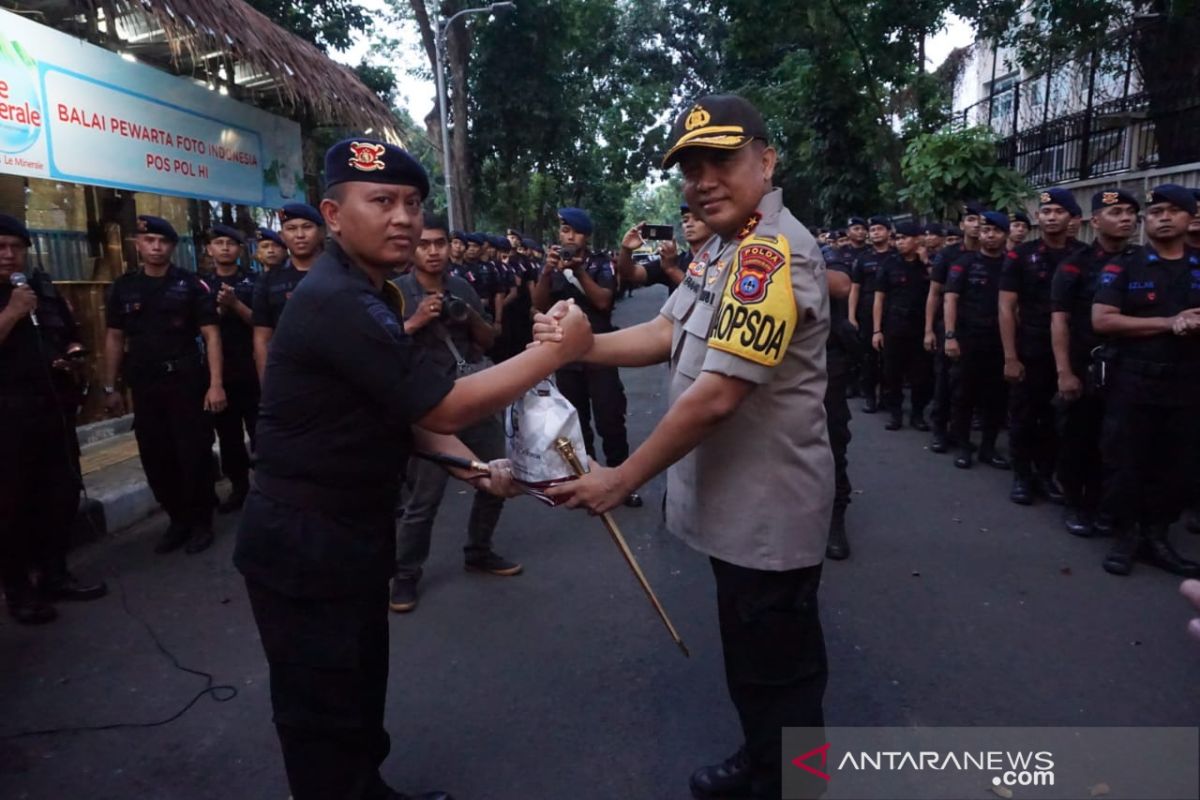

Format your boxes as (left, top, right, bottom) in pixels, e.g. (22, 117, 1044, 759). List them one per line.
(660, 188, 833, 571)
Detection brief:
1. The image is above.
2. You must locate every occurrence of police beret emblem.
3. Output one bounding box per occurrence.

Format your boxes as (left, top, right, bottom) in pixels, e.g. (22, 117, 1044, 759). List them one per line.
(1102, 191, 1119, 205)
(137, 218, 148, 233)
(348, 141, 387, 172)
(1039, 192, 1051, 204)
(685, 105, 711, 131)
(1146, 191, 1155, 203)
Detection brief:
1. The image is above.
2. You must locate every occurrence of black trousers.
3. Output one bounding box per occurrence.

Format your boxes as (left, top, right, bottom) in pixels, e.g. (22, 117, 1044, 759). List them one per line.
(1056, 389, 1105, 512)
(711, 557, 827, 800)
(1008, 353, 1057, 479)
(881, 331, 932, 419)
(0, 404, 80, 594)
(131, 370, 215, 527)
(1100, 371, 1200, 529)
(950, 341, 1006, 451)
(823, 354, 852, 513)
(855, 311, 879, 402)
(930, 330, 953, 434)
(245, 579, 394, 800)
(212, 377, 259, 492)
(556, 365, 630, 466)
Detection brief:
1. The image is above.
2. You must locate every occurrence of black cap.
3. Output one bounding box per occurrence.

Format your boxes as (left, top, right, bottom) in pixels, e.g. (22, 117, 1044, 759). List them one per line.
(279, 203, 323, 227)
(980, 210, 1010, 233)
(1010, 210, 1031, 225)
(1038, 188, 1082, 217)
(847, 216, 867, 228)
(923, 222, 945, 236)
(962, 201, 986, 218)
(136, 215, 179, 243)
(894, 221, 922, 237)
(324, 138, 430, 199)
(868, 215, 892, 229)
(1146, 183, 1197, 215)
(661, 94, 769, 169)
(0, 213, 31, 246)
(256, 227, 284, 247)
(1091, 189, 1140, 213)
(209, 223, 245, 246)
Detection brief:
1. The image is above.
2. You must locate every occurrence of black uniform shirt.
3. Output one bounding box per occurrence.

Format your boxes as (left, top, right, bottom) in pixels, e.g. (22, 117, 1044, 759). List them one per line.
(467, 260, 499, 304)
(0, 269, 79, 399)
(876, 254, 930, 336)
(211, 268, 257, 382)
(1051, 241, 1129, 372)
(944, 250, 1004, 345)
(547, 252, 616, 334)
(251, 260, 308, 329)
(105, 265, 216, 380)
(1000, 239, 1079, 358)
(823, 247, 854, 357)
(851, 247, 894, 322)
(1093, 245, 1200, 365)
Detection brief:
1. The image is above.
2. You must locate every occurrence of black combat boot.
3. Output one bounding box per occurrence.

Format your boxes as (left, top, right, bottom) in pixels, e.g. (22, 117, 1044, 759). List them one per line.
(1140, 524, 1200, 578)
(826, 507, 849, 560)
(930, 428, 949, 453)
(977, 433, 1010, 470)
(154, 519, 191, 554)
(184, 522, 215, 555)
(1009, 476, 1034, 505)
(690, 747, 752, 799)
(218, 479, 249, 514)
(910, 412, 931, 432)
(885, 411, 902, 431)
(1102, 528, 1141, 576)
(1063, 507, 1095, 537)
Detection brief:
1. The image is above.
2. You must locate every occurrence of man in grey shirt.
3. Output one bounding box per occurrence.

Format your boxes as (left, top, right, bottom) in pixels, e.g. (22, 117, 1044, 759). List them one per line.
(539, 95, 833, 800)
(390, 212, 523, 613)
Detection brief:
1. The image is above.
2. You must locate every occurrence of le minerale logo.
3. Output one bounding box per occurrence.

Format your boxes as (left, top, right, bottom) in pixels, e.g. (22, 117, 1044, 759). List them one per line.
(0, 35, 43, 154)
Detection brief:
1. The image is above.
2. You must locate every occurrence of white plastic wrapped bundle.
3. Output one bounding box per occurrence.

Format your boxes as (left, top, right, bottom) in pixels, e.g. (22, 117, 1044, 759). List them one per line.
(505, 379, 588, 505)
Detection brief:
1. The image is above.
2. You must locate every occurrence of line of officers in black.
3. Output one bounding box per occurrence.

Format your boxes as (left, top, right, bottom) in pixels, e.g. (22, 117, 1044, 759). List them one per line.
(815, 184, 1200, 580)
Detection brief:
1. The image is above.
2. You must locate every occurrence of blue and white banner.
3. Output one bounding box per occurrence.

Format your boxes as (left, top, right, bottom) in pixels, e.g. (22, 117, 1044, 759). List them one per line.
(0, 8, 304, 206)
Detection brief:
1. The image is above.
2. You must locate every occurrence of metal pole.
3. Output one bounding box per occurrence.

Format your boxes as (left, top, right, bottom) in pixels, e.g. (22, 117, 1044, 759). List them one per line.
(434, 22, 456, 231)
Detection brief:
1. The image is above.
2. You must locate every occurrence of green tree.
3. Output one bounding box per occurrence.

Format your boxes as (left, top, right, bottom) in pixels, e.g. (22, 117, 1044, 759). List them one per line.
(243, 0, 371, 52)
(898, 126, 1031, 219)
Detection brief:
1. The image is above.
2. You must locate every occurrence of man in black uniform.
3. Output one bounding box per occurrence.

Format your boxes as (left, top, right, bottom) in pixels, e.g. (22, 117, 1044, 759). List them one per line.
(842, 217, 869, 398)
(872, 221, 932, 431)
(1051, 189, 1139, 537)
(254, 227, 287, 272)
(924, 221, 946, 262)
(849, 215, 894, 412)
(104, 215, 226, 554)
(1092, 184, 1200, 578)
(943, 211, 1012, 470)
(924, 202, 983, 453)
(1008, 210, 1031, 248)
(532, 207, 642, 507)
(234, 137, 594, 800)
(253, 202, 323, 384)
(463, 233, 500, 324)
(823, 238, 855, 560)
(1000, 188, 1081, 505)
(449, 230, 467, 268)
(616, 203, 713, 290)
(206, 223, 258, 513)
(0, 214, 107, 624)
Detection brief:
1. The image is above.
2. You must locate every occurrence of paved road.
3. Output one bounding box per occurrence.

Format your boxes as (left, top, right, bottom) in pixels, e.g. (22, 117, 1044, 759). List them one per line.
(2, 287, 1198, 800)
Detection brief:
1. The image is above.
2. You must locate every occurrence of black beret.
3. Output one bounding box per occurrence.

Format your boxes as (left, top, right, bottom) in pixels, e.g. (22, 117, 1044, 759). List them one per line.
(494, 237, 512, 252)
(256, 227, 284, 247)
(923, 222, 945, 236)
(662, 94, 769, 169)
(465, 233, 486, 245)
(945, 225, 963, 237)
(279, 203, 323, 227)
(1037, 188, 1082, 217)
(136, 215, 179, 243)
(324, 137, 430, 199)
(847, 216, 867, 228)
(1090, 189, 1140, 213)
(980, 210, 1010, 233)
(0, 213, 31, 246)
(558, 207, 594, 236)
(1010, 211, 1031, 225)
(521, 237, 538, 249)
(833, 229, 846, 238)
(1146, 183, 1197, 215)
(450, 230, 467, 243)
(679, 203, 690, 214)
(210, 223, 245, 246)
(868, 215, 892, 229)
(894, 221, 922, 237)
(963, 201, 986, 218)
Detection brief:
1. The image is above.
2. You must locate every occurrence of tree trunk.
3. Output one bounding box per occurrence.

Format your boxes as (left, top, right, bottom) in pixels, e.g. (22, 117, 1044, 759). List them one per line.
(447, 21, 474, 230)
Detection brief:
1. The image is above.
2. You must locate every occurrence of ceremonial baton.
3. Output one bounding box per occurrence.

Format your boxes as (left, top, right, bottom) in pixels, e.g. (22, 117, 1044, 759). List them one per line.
(415, 451, 491, 474)
(554, 437, 690, 657)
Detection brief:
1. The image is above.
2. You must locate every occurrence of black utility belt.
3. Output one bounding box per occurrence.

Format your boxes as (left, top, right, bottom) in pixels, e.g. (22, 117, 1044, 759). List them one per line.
(254, 472, 397, 516)
(129, 354, 204, 379)
(1111, 357, 1200, 379)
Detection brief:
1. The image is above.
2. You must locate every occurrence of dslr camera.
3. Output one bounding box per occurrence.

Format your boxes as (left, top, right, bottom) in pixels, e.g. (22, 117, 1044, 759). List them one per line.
(439, 291, 470, 323)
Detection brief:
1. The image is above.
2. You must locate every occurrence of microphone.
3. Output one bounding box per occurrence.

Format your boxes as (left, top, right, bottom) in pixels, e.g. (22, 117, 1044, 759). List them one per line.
(10, 272, 39, 326)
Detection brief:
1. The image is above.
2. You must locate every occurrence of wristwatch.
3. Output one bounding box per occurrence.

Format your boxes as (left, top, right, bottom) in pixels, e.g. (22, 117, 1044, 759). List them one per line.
(944, 331, 957, 340)
(103, 385, 116, 395)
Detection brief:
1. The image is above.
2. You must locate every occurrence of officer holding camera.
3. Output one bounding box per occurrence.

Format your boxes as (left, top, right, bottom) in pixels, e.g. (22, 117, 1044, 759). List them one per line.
(389, 212, 524, 613)
(0, 214, 107, 624)
(532, 207, 641, 508)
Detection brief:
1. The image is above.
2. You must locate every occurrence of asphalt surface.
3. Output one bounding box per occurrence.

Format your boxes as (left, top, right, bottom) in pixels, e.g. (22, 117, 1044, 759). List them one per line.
(2, 287, 1198, 800)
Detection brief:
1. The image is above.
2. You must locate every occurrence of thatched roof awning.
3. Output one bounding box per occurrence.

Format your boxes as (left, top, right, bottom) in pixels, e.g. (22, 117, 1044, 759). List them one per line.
(2, 0, 398, 138)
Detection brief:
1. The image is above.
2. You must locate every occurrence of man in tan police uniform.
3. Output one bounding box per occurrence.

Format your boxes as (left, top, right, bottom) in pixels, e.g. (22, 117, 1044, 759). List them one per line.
(541, 94, 833, 800)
